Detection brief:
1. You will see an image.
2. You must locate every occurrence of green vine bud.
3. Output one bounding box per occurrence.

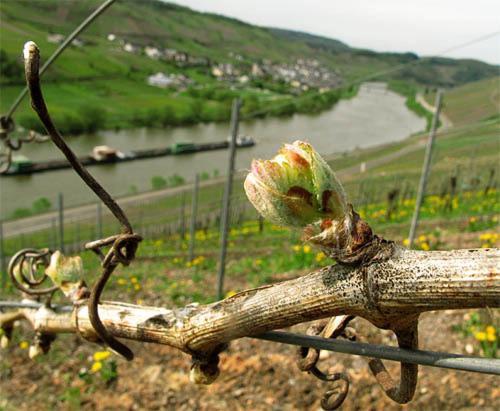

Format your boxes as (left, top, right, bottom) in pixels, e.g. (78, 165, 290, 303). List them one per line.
(0, 335, 9, 349)
(45, 251, 86, 299)
(245, 141, 374, 261)
(244, 140, 348, 228)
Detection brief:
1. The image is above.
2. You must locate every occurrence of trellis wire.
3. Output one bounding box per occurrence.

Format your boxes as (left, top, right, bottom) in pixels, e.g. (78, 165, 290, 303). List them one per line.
(255, 331, 500, 375)
(0, 300, 498, 375)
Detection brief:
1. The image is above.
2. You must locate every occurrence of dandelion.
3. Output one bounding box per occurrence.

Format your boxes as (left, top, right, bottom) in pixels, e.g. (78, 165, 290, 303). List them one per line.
(131, 277, 138, 284)
(117, 278, 126, 286)
(93, 351, 111, 362)
(403, 238, 409, 247)
(420, 242, 430, 251)
(303, 245, 311, 254)
(315, 252, 326, 262)
(486, 326, 497, 342)
(19, 341, 29, 350)
(474, 331, 486, 342)
(91, 361, 103, 373)
(225, 290, 238, 298)
(418, 235, 427, 243)
(134, 283, 141, 291)
(292, 245, 301, 252)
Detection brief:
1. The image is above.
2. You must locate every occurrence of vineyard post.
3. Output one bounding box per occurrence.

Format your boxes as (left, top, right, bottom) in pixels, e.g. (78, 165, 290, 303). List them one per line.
(50, 218, 56, 250)
(188, 173, 199, 262)
(96, 201, 103, 239)
(408, 90, 443, 248)
(217, 98, 241, 299)
(180, 191, 186, 241)
(57, 192, 64, 253)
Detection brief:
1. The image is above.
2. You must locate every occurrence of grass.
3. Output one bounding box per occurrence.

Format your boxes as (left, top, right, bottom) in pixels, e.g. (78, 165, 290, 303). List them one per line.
(424, 76, 500, 126)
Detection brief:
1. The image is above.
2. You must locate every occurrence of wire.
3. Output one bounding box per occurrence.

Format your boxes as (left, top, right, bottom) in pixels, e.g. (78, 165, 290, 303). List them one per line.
(5, 0, 117, 120)
(255, 331, 500, 375)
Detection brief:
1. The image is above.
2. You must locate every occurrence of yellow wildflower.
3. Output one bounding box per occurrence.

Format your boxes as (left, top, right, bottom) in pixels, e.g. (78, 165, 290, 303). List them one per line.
(474, 331, 486, 341)
(131, 277, 138, 284)
(315, 252, 325, 262)
(91, 361, 103, 373)
(19, 341, 29, 350)
(292, 245, 301, 252)
(117, 278, 126, 286)
(486, 326, 496, 342)
(93, 351, 111, 362)
(402, 238, 409, 247)
(420, 242, 430, 251)
(225, 290, 238, 298)
(134, 283, 141, 291)
(418, 235, 427, 243)
(303, 245, 311, 254)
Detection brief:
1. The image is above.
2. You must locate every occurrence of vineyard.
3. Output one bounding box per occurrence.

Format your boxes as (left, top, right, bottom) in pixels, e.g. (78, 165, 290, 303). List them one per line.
(1, 1, 499, 411)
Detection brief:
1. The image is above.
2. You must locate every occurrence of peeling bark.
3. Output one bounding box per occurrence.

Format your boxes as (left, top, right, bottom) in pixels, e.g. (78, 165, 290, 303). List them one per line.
(2, 248, 498, 356)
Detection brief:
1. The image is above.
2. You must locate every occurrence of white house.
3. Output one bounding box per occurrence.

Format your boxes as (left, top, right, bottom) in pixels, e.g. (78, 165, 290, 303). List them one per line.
(147, 72, 173, 88)
(145, 46, 162, 60)
(47, 34, 64, 44)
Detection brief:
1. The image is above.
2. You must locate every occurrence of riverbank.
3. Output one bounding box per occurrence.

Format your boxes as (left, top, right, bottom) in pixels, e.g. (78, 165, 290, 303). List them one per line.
(2, 79, 358, 137)
(0, 83, 426, 218)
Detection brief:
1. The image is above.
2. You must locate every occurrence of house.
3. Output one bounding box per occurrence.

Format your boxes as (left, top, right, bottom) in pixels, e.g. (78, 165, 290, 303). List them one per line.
(47, 34, 64, 44)
(145, 46, 162, 60)
(123, 43, 139, 53)
(147, 72, 174, 88)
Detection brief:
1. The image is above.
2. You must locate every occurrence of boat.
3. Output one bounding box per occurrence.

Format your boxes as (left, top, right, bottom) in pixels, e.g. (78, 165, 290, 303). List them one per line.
(2, 137, 256, 176)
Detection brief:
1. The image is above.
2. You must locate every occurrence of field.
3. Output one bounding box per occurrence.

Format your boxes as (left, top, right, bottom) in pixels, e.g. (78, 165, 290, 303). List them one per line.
(423, 76, 500, 126)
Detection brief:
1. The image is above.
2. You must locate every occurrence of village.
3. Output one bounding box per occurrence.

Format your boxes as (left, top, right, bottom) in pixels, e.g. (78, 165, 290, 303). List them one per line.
(47, 32, 343, 92)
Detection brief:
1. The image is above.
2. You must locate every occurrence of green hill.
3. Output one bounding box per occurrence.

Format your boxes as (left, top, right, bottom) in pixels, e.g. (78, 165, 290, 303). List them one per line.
(424, 76, 500, 126)
(0, 0, 498, 135)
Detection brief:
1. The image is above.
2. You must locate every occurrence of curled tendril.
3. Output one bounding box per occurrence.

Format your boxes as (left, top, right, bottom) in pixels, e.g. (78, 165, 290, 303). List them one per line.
(8, 248, 58, 296)
(296, 315, 355, 410)
(0, 116, 49, 174)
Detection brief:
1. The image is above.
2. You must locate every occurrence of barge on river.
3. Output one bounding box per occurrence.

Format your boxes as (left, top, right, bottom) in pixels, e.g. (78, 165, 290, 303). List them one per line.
(3, 136, 255, 176)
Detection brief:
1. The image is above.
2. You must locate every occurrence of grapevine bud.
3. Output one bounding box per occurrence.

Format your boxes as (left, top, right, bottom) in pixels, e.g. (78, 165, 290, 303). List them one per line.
(45, 251, 87, 299)
(244, 140, 347, 228)
(245, 141, 374, 260)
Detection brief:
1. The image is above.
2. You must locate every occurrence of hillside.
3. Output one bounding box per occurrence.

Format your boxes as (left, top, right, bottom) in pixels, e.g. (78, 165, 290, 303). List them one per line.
(423, 76, 500, 126)
(0, 0, 498, 135)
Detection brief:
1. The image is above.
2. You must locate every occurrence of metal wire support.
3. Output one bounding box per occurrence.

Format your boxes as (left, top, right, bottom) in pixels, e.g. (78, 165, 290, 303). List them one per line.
(7, 248, 58, 297)
(23, 41, 141, 361)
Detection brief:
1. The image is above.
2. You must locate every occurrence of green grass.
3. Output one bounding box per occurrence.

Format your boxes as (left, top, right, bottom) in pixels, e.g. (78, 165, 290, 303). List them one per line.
(424, 76, 500, 126)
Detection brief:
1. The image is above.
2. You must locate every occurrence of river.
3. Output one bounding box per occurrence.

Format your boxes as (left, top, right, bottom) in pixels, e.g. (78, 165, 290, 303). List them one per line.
(0, 83, 425, 218)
